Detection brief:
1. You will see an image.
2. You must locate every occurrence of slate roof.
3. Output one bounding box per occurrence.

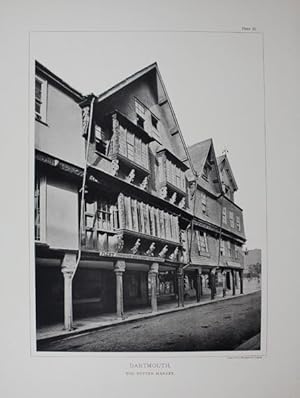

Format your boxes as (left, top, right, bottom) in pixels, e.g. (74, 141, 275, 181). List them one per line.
(188, 139, 212, 175)
(217, 154, 238, 191)
(188, 138, 223, 196)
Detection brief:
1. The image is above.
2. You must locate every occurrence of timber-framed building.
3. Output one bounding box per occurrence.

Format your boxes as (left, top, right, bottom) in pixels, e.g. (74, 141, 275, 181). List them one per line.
(34, 61, 246, 331)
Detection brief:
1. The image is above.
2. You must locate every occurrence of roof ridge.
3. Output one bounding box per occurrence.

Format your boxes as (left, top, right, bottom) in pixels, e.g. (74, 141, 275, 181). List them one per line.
(97, 62, 157, 100)
(188, 138, 212, 149)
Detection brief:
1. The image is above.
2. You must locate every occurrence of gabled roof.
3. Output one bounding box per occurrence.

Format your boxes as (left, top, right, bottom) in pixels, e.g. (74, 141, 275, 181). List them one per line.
(96, 62, 195, 173)
(188, 139, 212, 176)
(188, 138, 223, 196)
(97, 63, 158, 103)
(217, 154, 238, 191)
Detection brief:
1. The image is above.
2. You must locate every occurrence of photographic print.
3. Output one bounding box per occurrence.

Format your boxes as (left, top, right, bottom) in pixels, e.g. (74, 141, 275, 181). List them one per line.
(31, 31, 266, 353)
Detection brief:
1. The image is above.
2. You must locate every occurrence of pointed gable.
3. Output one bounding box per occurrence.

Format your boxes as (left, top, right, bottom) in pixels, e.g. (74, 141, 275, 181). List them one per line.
(217, 154, 238, 200)
(95, 63, 194, 173)
(188, 139, 222, 196)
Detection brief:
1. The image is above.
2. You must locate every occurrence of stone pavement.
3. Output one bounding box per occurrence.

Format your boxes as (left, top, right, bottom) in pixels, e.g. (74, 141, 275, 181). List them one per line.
(36, 282, 261, 344)
(235, 333, 261, 350)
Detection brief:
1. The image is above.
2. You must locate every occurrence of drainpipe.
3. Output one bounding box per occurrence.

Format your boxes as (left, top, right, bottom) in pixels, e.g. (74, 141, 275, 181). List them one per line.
(217, 193, 224, 268)
(72, 95, 95, 282)
(182, 179, 197, 271)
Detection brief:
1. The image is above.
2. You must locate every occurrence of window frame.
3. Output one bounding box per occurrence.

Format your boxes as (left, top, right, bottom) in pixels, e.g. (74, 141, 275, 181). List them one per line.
(229, 211, 234, 228)
(200, 192, 207, 215)
(94, 124, 108, 155)
(222, 207, 227, 224)
(34, 173, 47, 242)
(220, 239, 225, 256)
(35, 76, 48, 123)
(196, 230, 209, 254)
(236, 216, 241, 231)
(234, 244, 239, 260)
(135, 99, 146, 116)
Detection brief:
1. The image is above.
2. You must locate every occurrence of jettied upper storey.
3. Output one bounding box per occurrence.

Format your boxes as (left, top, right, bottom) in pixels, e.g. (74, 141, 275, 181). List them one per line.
(93, 62, 195, 175)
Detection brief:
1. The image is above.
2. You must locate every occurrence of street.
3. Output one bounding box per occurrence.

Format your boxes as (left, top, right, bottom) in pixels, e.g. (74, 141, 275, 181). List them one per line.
(37, 291, 261, 352)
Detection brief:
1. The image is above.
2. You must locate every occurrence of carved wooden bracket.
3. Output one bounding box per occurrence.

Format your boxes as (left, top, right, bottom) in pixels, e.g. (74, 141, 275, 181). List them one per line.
(140, 176, 148, 190)
(159, 186, 168, 199)
(111, 159, 119, 176)
(116, 233, 124, 253)
(159, 245, 168, 258)
(114, 259, 126, 273)
(149, 262, 159, 274)
(178, 197, 185, 209)
(82, 106, 90, 136)
(126, 169, 135, 184)
(130, 238, 141, 255)
(169, 246, 179, 261)
(145, 242, 156, 256)
(189, 181, 197, 200)
(169, 192, 177, 204)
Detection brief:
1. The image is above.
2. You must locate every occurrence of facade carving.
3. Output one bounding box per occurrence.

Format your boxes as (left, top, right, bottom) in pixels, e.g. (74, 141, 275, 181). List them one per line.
(34, 61, 246, 331)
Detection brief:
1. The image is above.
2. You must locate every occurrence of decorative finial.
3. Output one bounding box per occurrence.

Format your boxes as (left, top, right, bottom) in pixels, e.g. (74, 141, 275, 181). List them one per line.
(222, 148, 229, 156)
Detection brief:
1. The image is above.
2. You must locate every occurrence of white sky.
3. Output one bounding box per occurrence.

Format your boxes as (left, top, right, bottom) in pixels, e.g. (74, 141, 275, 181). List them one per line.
(31, 31, 266, 251)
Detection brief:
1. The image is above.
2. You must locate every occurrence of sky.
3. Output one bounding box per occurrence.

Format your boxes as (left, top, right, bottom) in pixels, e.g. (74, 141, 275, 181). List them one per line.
(31, 31, 266, 251)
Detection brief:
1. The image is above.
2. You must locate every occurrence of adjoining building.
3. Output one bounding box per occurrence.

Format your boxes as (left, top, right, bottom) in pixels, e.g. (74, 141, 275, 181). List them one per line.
(34, 61, 246, 331)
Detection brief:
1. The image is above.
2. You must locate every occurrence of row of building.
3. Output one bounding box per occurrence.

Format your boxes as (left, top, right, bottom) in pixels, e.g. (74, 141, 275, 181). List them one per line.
(34, 61, 246, 330)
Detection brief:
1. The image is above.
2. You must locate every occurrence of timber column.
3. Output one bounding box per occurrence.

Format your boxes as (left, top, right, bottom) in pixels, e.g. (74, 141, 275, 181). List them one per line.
(114, 260, 126, 318)
(210, 268, 217, 300)
(195, 268, 202, 302)
(222, 270, 227, 297)
(231, 270, 236, 296)
(177, 268, 184, 307)
(149, 263, 159, 312)
(61, 252, 77, 331)
(239, 270, 244, 294)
